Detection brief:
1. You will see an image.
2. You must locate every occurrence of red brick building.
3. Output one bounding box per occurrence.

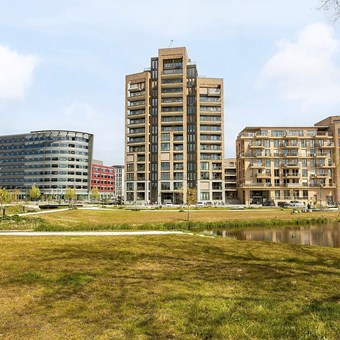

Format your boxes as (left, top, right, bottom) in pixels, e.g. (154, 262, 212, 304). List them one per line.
(91, 160, 115, 198)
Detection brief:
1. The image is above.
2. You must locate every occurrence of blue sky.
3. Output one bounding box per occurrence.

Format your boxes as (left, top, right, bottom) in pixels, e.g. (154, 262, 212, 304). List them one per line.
(1, 0, 339, 164)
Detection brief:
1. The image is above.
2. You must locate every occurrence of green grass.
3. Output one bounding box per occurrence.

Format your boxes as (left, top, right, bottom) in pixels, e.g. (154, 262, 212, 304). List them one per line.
(2, 208, 339, 232)
(0, 235, 339, 339)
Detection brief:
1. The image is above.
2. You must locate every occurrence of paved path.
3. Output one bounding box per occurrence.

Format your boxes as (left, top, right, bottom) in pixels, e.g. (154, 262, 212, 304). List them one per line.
(0, 231, 187, 237)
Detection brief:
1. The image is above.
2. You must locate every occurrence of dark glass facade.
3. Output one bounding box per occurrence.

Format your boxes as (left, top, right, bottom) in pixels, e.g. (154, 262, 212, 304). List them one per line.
(0, 130, 93, 196)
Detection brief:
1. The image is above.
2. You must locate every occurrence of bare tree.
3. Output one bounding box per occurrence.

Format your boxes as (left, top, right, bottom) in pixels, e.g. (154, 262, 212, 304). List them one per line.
(320, 0, 340, 21)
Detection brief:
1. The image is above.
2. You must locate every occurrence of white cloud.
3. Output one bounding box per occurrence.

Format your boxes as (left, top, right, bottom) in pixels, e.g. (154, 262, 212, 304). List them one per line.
(258, 23, 340, 108)
(0, 45, 40, 100)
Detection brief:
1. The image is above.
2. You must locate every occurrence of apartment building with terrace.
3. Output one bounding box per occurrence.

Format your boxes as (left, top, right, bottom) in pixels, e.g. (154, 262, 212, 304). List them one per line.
(236, 116, 340, 206)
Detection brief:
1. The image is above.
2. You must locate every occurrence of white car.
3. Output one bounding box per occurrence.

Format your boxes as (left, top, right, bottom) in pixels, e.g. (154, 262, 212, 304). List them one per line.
(196, 202, 204, 207)
(289, 201, 304, 207)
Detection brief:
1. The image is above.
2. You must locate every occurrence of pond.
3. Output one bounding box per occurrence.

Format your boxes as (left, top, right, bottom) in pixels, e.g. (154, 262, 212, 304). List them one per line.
(208, 222, 340, 248)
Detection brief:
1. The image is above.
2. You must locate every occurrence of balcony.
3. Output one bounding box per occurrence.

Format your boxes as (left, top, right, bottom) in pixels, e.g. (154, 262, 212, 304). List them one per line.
(321, 163, 336, 168)
(314, 173, 329, 178)
(127, 100, 145, 109)
(206, 88, 221, 96)
(283, 173, 300, 178)
(284, 183, 301, 187)
(128, 91, 146, 99)
(161, 88, 183, 97)
(161, 79, 183, 88)
(284, 143, 299, 148)
(241, 182, 272, 188)
(256, 173, 271, 179)
(284, 152, 299, 158)
(162, 69, 183, 77)
(281, 163, 300, 168)
(128, 84, 145, 92)
(250, 163, 265, 168)
(249, 142, 265, 148)
(161, 96, 183, 105)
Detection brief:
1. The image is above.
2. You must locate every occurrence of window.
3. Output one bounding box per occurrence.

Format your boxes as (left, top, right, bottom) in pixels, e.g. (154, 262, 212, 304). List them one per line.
(161, 162, 170, 171)
(161, 172, 170, 180)
(174, 163, 184, 170)
(174, 173, 183, 180)
(212, 192, 222, 200)
(200, 172, 209, 180)
(200, 192, 210, 200)
(200, 162, 209, 170)
(212, 182, 222, 190)
(126, 192, 134, 201)
(126, 183, 134, 191)
(161, 143, 170, 151)
(271, 130, 285, 137)
(161, 133, 170, 141)
(161, 182, 170, 190)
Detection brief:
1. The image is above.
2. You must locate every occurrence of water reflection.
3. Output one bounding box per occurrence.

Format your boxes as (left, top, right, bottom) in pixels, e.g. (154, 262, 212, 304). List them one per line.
(208, 222, 340, 248)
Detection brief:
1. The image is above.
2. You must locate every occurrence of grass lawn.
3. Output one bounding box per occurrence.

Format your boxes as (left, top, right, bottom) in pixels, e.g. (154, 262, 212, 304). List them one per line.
(0, 235, 339, 339)
(10, 207, 340, 231)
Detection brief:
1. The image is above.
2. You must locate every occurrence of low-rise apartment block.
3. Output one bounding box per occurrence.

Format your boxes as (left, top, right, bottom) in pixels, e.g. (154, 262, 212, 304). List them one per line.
(91, 160, 115, 198)
(236, 116, 340, 206)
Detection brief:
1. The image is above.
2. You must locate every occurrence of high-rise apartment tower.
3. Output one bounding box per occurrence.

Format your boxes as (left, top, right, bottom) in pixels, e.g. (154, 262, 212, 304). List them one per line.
(125, 47, 225, 205)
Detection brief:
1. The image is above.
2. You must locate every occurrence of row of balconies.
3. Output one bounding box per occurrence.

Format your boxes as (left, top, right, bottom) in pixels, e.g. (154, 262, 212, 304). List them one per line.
(240, 182, 336, 188)
(239, 152, 333, 158)
(248, 141, 334, 148)
(255, 173, 331, 179)
(240, 131, 333, 139)
(248, 162, 335, 168)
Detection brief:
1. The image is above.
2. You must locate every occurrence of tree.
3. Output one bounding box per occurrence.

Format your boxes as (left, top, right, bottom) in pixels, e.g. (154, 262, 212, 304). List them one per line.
(10, 189, 21, 202)
(0, 188, 12, 217)
(28, 184, 41, 201)
(65, 187, 77, 202)
(320, 0, 340, 21)
(90, 187, 100, 201)
(187, 187, 197, 205)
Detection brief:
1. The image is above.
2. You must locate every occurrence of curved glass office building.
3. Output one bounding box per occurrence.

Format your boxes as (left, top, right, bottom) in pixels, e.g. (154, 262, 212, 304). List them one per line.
(0, 130, 93, 197)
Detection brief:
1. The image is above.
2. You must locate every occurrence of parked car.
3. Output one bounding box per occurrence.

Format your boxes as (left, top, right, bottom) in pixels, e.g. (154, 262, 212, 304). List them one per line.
(196, 202, 204, 207)
(288, 201, 304, 207)
(262, 200, 275, 206)
(278, 201, 290, 208)
(327, 202, 338, 208)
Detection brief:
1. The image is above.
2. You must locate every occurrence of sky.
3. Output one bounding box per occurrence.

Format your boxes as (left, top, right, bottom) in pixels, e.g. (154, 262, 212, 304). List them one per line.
(1, 0, 340, 164)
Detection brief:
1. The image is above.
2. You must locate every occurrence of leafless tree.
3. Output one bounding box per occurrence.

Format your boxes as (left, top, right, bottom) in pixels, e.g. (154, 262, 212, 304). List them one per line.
(320, 0, 340, 22)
